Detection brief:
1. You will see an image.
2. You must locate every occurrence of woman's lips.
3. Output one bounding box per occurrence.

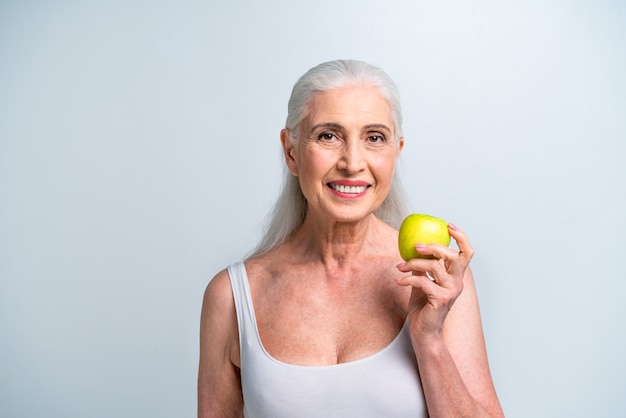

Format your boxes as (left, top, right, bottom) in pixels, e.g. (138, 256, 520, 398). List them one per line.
(327, 181, 371, 196)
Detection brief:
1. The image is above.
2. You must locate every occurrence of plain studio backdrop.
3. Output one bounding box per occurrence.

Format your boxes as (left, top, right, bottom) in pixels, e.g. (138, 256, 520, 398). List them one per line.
(1, 1, 624, 417)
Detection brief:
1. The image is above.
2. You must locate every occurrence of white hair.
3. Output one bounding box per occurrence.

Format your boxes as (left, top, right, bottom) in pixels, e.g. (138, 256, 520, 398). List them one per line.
(248, 60, 409, 258)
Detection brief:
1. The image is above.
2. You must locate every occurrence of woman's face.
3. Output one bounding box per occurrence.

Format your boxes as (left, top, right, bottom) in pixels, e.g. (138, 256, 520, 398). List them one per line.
(282, 85, 404, 224)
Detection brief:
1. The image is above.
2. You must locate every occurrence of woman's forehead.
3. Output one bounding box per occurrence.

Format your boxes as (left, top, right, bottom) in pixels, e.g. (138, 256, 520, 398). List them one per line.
(305, 86, 394, 127)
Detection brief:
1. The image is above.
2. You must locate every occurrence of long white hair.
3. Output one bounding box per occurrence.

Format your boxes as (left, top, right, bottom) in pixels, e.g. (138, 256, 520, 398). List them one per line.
(249, 60, 409, 258)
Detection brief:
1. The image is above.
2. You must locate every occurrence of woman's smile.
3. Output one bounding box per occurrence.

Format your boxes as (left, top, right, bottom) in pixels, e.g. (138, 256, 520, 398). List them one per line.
(327, 180, 371, 198)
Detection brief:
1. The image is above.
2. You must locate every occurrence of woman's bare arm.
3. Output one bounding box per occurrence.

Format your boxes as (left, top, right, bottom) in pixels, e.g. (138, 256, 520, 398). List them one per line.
(396, 225, 504, 417)
(198, 269, 243, 418)
(414, 268, 503, 417)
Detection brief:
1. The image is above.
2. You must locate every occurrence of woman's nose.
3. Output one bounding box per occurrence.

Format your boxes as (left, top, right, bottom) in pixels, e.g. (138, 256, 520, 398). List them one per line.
(338, 141, 366, 173)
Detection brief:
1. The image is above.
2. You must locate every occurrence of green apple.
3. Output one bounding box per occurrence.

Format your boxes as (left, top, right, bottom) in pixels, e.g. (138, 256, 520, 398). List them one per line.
(398, 213, 451, 261)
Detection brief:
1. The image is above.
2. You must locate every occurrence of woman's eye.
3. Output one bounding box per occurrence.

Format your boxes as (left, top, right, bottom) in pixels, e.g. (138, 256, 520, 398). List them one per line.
(368, 134, 386, 143)
(318, 132, 336, 141)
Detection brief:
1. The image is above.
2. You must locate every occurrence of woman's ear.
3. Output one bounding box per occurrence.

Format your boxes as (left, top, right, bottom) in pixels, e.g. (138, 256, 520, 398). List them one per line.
(281, 129, 299, 176)
(397, 137, 405, 155)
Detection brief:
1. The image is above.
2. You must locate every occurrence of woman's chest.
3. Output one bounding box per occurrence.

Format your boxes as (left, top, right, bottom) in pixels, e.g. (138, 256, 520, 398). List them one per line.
(250, 272, 409, 366)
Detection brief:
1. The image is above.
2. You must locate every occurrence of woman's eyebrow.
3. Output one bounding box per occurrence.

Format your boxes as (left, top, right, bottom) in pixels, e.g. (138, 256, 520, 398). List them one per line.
(363, 123, 392, 132)
(309, 122, 344, 132)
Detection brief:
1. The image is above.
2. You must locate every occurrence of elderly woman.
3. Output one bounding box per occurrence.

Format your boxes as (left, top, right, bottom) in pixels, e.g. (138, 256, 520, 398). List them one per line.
(198, 60, 504, 417)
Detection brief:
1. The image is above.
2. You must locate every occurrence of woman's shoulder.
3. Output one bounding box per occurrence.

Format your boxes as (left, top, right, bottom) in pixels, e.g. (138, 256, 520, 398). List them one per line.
(202, 268, 235, 315)
(204, 258, 264, 297)
(199, 268, 241, 372)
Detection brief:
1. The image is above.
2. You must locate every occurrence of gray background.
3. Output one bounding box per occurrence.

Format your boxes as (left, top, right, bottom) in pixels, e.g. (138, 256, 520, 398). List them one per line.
(1, 0, 624, 417)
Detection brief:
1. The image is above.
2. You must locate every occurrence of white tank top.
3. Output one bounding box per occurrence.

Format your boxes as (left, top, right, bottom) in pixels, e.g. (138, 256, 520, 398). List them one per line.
(227, 262, 428, 417)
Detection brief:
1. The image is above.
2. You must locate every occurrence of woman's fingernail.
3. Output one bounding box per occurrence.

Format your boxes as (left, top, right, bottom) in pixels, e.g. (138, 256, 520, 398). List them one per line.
(396, 263, 406, 269)
(448, 223, 457, 231)
(415, 244, 426, 249)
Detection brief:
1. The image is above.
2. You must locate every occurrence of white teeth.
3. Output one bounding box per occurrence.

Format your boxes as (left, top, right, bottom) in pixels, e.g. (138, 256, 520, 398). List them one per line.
(330, 184, 367, 194)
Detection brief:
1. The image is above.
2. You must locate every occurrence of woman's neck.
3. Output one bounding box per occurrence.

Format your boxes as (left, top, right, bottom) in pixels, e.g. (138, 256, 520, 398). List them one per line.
(288, 211, 388, 271)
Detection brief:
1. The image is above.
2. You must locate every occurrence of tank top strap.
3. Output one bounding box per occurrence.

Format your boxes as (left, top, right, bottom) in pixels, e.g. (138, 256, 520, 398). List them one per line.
(227, 262, 260, 356)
